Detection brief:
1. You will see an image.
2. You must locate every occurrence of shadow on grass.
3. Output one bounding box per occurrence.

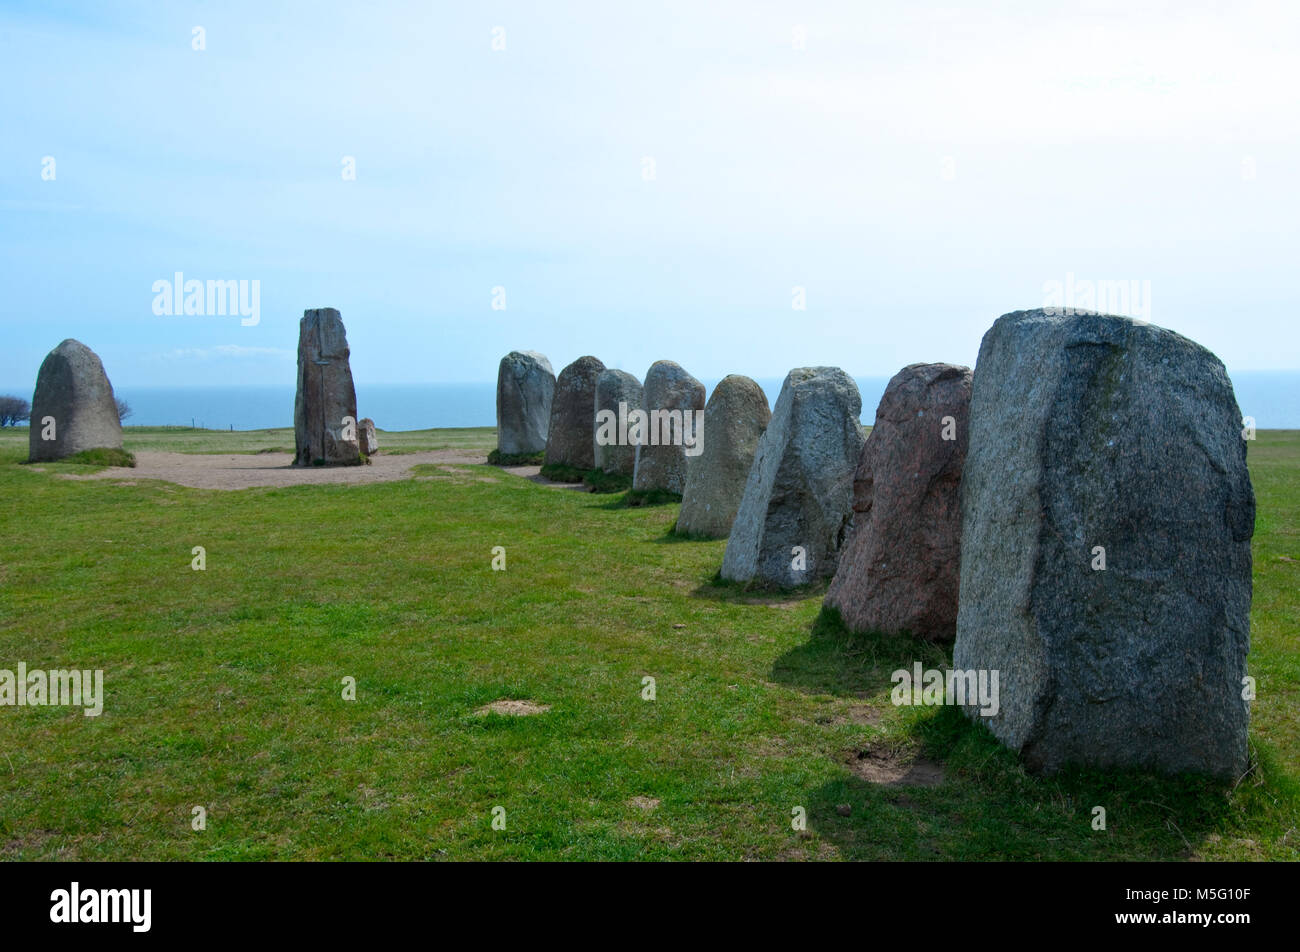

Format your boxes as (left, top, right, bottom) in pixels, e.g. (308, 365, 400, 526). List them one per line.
(689, 572, 829, 605)
(801, 704, 1247, 860)
(773, 610, 1273, 859)
(593, 488, 682, 510)
(770, 604, 948, 698)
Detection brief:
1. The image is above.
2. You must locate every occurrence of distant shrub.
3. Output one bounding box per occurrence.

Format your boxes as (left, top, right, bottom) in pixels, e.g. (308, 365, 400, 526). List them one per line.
(0, 395, 30, 426)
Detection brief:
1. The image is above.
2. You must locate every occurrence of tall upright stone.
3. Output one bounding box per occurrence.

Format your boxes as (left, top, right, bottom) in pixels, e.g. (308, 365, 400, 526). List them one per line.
(826, 363, 972, 641)
(294, 307, 360, 466)
(632, 360, 705, 494)
(721, 367, 863, 587)
(676, 374, 771, 538)
(28, 339, 123, 462)
(593, 369, 644, 476)
(496, 351, 555, 456)
(954, 309, 1254, 778)
(544, 356, 605, 471)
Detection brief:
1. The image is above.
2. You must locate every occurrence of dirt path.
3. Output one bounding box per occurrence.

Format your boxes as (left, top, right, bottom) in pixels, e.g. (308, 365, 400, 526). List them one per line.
(62, 450, 486, 491)
(47, 452, 586, 492)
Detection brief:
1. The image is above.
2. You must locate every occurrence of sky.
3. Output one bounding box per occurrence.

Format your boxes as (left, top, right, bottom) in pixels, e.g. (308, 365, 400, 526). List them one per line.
(1, 0, 1297, 390)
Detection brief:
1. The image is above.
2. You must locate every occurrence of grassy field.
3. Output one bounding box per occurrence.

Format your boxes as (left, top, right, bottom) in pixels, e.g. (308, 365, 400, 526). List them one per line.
(0, 425, 1296, 860)
(0, 425, 494, 458)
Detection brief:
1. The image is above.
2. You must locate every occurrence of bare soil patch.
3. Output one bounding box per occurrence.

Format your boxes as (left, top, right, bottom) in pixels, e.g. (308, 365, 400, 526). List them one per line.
(473, 699, 551, 717)
(57, 449, 490, 491)
(843, 745, 945, 787)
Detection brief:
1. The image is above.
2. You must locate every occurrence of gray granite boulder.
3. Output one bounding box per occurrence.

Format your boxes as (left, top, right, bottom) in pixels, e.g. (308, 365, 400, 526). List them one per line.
(593, 369, 644, 476)
(496, 351, 555, 456)
(826, 363, 971, 641)
(721, 367, 863, 586)
(632, 360, 705, 494)
(294, 308, 360, 466)
(953, 309, 1254, 778)
(358, 418, 378, 456)
(544, 356, 606, 471)
(28, 339, 123, 462)
(677, 374, 771, 537)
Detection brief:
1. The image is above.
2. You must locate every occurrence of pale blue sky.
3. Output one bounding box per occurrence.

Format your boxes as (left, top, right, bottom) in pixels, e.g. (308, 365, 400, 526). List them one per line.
(2, 0, 1297, 389)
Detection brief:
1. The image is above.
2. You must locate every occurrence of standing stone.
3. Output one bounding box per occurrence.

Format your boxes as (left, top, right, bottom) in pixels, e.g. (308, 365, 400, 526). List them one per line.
(953, 309, 1254, 778)
(496, 351, 555, 456)
(358, 418, 379, 456)
(825, 363, 972, 641)
(28, 339, 123, 462)
(593, 369, 644, 476)
(676, 375, 771, 538)
(294, 308, 360, 466)
(721, 367, 863, 587)
(544, 356, 606, 471)
(632, 360, 705, 494)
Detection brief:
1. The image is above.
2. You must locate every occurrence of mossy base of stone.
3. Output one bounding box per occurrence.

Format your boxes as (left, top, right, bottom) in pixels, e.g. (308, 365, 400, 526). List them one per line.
(583, 469, 633, 494)
(488, 449, 544, 466)
(539, 462, 587, 483)
(63, 447, 136, 468)
(307, 455, 364, 467)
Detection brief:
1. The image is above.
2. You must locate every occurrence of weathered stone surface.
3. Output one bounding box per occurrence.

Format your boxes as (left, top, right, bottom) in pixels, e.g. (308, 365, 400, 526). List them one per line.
(825, 363, 971, 641)
(544, 356, 606, 471)
(28, 339, 123, 462)
(496, 351, 555, 456)
(632, 360, 705, 494)
(953, 309, 1254, 778)
(358, 418, 378, 456)
(676, 375, 771, 537)
(294, 308, 360, 466)
(593, 369, 644, 476)
(721, 367, 863, 586)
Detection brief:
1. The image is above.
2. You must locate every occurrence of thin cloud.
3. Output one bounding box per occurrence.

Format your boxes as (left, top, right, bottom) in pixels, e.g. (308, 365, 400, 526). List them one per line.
(154, 345, 293, 361)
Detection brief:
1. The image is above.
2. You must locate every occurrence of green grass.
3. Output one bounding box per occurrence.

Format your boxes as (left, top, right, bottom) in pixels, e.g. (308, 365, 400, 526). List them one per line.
(61, 448, 137, 468)
(0, 427, 1295, 860)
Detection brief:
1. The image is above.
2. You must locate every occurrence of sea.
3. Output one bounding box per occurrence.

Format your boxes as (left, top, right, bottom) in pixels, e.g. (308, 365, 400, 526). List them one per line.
(113, 372, 1300, 432)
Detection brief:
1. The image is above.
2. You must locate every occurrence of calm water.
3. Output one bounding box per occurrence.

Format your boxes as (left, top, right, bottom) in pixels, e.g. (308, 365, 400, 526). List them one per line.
(114, 372, 1300, 432)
